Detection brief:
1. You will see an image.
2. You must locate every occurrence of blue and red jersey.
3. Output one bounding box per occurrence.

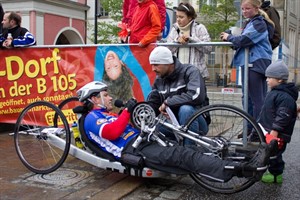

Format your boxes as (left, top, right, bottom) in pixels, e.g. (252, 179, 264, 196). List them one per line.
(84, 108, 139, 159)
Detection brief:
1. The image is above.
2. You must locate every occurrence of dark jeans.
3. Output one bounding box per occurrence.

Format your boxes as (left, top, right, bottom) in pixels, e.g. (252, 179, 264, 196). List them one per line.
(241, 68, 267, 120)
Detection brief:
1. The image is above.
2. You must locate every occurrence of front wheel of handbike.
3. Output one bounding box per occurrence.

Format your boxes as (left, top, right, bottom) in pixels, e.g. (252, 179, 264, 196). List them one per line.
(14, 101, 71, 174)
(185, 104, 264, 194)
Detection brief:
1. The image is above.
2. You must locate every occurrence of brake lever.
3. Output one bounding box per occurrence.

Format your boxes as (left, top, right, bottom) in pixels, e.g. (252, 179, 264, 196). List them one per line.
(132, 113, 146, 148)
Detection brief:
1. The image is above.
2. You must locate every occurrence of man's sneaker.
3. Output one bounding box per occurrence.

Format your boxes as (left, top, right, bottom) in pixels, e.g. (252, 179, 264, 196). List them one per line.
(261, 172, 283, 184)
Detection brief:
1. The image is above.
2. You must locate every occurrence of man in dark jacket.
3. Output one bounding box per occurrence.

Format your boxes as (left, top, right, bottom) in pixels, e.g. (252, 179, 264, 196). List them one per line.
(260, 0, 281, 49)
(258, 60, 298, 184)
(147, 46, 208, 145)
(0, 11, 36, 48)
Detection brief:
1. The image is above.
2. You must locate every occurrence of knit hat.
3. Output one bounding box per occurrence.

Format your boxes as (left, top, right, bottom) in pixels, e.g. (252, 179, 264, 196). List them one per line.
(265, 60, 289, 80)
(149, 46, 174, 64)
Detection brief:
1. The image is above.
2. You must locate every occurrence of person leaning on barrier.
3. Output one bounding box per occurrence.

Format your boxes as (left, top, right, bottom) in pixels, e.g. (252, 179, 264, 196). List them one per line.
(0, 11, 36, 49)
(167, 2, 212, 79)
(146, 46, 209, 145)
(220, 0, 273, 123)
(78, 81, 276, 182)
(122, 0, 166, 41)
(128, 0, 161, 47)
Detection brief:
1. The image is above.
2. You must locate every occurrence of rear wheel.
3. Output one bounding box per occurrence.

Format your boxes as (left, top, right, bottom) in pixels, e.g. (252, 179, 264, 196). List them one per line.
(14, 101, 71, 174)
(185, 104, 264, 194)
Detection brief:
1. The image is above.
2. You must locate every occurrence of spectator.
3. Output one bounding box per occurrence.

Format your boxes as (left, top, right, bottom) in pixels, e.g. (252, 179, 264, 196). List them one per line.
(258, 60, 298, 184)
(260, 0, 281, 50)
(147, 46, 209, 145)
(0, 11, 36, 48)
(167, 2, 212, 79)
(220, 0, 273, 123)
(128, 0, 161, 47)
(122, 0, 166, 40)
(79, 81, 274, 182)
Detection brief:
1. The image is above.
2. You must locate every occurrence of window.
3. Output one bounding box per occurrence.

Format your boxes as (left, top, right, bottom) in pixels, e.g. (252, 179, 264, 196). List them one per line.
(97, 0, 109, 17)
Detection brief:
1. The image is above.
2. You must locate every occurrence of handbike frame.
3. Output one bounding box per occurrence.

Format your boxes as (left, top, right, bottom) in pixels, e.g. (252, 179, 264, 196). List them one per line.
(14, 99, 266, 194)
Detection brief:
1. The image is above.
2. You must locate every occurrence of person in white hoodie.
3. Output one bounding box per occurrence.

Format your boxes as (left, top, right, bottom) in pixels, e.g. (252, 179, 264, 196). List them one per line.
(167, 2, 212, 79)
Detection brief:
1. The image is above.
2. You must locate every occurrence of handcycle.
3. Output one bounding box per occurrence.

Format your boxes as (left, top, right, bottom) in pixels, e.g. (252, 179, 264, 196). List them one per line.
(14, 96, 266, 194)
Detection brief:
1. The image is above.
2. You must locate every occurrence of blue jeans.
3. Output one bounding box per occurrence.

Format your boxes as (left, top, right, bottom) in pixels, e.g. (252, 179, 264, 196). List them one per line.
(178, 105, 208, 146)
(157, 105, 208, 145)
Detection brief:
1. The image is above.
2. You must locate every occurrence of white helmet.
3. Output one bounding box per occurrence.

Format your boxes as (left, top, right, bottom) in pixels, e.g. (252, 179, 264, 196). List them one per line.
(77, 81, 108, 102)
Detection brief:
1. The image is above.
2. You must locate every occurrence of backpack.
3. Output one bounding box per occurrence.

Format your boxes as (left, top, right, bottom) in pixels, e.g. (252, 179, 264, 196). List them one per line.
(263, 19, 276, 49)
(262, 6, 281, 49)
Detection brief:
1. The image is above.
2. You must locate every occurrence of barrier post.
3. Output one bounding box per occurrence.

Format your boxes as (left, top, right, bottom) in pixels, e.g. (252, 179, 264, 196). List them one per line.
(243, 48, 249, 144)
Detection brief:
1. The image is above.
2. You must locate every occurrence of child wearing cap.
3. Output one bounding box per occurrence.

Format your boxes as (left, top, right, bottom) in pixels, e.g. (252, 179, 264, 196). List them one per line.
(257, 60, 299, 184)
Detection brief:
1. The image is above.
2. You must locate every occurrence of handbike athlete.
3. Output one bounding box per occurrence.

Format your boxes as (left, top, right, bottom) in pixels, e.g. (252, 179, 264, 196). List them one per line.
(78, 81, 277, 182)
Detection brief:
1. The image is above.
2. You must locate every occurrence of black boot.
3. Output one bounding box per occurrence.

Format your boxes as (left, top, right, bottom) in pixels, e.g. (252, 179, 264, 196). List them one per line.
(234, 140, 278, 180)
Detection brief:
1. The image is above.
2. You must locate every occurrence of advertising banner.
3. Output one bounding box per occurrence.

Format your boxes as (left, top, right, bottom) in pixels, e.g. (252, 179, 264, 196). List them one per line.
(0, 44, 156, 124)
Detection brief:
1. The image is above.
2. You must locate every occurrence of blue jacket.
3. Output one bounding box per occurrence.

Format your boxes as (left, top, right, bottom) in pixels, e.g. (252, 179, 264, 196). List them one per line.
(257, 83, 298, 143)
(228, 15, 272, 74)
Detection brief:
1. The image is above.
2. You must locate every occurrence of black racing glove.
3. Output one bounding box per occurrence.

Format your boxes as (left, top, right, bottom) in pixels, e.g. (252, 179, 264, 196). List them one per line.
(125, 98, 137, 113)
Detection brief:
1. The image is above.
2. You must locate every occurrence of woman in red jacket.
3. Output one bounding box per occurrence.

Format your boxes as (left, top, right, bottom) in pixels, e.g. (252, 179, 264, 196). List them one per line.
(128, 0, 162, 47)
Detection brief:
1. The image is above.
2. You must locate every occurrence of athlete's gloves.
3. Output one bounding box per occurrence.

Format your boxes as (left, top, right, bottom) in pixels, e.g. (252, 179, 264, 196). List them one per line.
(265, 134, 284, 149)
(125, 98, 137, 113)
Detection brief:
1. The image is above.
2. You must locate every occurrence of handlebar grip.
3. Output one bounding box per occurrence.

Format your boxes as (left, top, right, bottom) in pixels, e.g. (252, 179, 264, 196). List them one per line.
(132, 116, 146, 148)
(132, 135, 144, 148)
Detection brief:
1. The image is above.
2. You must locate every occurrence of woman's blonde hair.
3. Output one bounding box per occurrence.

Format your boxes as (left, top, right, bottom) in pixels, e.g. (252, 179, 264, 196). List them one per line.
(259, 9, 275, 28)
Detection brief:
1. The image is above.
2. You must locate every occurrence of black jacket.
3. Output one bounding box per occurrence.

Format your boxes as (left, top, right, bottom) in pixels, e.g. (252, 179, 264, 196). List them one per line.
(0, 25, 36, 47)
(258, 83, 298, 143)
(147, 57, 206, 115)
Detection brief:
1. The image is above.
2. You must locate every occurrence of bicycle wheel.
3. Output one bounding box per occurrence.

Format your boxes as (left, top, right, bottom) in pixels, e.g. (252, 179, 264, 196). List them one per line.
(185, 104, 264, 194)
(54, 96, 81, 127)
(14, 101, 71, 174)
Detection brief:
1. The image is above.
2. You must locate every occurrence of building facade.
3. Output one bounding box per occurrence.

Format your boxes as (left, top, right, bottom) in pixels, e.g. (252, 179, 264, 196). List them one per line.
(1, 0, 89, 45)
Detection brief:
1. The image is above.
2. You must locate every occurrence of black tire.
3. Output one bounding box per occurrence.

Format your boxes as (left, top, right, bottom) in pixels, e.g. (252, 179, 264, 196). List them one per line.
(14, 101, 71, 174)
(184, 104, 264, 194)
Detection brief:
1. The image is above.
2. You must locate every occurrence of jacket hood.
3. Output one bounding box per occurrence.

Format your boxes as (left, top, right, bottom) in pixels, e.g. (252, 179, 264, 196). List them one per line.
(274, 83, 299, 100)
